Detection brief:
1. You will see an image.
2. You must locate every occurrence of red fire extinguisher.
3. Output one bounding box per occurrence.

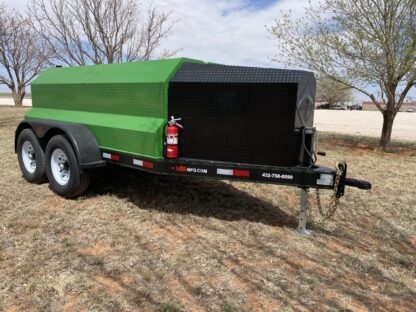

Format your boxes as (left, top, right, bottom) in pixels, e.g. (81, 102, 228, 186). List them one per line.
(166, 116, 182, 158)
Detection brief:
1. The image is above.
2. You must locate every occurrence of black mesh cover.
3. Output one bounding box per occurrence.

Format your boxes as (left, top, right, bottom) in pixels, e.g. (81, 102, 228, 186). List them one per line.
(168, 63, 316, 166)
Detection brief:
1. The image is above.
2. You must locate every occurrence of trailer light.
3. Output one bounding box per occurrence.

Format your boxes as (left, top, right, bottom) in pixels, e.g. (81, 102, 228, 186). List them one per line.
(217, 168, 250, 177)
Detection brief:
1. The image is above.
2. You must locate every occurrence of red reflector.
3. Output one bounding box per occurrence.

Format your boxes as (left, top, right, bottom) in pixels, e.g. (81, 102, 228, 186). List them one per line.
(143, 161, 154, 169)
(111, 154, 120, 161)
(233, 170, 250, 177)
(175, 165, 187, 172)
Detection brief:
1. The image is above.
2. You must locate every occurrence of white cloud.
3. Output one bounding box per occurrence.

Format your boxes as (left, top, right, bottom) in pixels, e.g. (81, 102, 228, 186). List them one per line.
(153, 0, 315, 67)
(3, 0, 314, 68)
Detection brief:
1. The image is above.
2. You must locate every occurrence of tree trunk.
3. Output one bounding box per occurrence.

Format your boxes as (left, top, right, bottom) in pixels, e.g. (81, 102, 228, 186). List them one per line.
(11, 86, 25, 108)
(379, 110, 395, 151)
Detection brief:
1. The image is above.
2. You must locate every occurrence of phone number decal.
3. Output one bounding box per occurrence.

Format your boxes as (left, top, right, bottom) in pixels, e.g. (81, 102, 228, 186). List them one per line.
(261, 173, 294, 180)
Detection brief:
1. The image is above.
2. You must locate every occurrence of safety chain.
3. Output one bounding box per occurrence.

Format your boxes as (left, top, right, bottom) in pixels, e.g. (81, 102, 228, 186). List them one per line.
(307, 162, 346, 222)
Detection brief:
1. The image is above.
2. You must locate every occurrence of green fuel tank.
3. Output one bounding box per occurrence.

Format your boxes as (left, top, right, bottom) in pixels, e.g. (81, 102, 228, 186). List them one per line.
(27, 58, 203, 159)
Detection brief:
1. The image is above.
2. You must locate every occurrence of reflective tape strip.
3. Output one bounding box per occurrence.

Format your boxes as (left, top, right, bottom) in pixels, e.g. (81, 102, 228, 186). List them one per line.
(233, 170, 250, 177)
(133, 159, 143, 166)
(217, 169, 233, 176)
(133, 159, 153, 169)
(217, 168, 250, 177)
(103, 152, 119, 161)
(102, 152, 111, 159)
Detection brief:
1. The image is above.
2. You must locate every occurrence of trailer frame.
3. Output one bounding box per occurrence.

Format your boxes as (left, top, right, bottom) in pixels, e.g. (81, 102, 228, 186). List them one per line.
(100, 149, 338, 190)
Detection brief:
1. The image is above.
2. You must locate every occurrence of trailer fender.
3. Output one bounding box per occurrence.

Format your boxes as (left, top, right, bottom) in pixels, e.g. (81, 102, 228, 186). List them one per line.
(15, 120, 106, 170)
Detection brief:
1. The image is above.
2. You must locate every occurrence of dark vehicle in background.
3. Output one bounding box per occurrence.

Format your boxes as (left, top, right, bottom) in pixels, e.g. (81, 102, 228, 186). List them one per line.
(316, 103, 332, 109)
(316, 102, 362, 110)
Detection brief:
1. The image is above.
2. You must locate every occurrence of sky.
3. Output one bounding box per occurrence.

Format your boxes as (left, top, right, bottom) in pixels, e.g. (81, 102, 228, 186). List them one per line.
(3, 0, 304, 69)
(3, 0, 315, 93)
(153, 0, 311, 68)
(1, 0, 413, 101)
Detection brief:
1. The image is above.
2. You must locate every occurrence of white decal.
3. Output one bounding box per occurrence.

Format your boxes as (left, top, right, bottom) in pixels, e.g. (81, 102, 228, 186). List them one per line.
(317, 174, 333, 186)
(262, 173, 294, 180)
(188, 168, 208, 174)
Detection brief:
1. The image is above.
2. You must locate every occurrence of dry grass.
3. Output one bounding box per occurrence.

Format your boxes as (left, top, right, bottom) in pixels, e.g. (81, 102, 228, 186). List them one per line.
(1, 107, 415, 312)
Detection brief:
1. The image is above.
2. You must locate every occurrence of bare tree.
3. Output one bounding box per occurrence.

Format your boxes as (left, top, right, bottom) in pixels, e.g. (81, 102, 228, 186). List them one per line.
(0, 3, 5, 27)
(269, 0, 416, 151)
(0, 5, 50, 107)
(316, 77, 353, 108)
(29, 0, 177, 66)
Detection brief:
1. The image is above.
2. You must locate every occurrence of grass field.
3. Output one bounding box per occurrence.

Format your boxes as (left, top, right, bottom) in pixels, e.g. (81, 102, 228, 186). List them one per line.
(1, 107, 415, 311)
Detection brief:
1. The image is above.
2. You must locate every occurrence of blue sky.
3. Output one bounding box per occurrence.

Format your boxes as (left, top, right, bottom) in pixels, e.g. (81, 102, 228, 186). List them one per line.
(248, 0, 278, 8)
(222, 0, 278, 14)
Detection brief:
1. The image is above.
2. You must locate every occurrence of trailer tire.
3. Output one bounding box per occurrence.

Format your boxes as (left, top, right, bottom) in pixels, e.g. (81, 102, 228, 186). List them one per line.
(45, 135, 90, 198)
(16, 128, 47, 184)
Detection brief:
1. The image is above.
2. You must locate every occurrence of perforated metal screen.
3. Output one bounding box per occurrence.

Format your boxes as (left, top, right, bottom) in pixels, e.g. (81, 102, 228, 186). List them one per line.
(168, 63, 315, 166)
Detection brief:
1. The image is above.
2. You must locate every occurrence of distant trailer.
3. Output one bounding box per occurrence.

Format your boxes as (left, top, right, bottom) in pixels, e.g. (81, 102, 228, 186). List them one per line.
(15, 58, 371, 233)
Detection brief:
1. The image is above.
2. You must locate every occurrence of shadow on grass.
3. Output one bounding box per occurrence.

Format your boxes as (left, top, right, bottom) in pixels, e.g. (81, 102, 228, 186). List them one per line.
(78, 166, 416, 311)
(86, 165, 298, 229)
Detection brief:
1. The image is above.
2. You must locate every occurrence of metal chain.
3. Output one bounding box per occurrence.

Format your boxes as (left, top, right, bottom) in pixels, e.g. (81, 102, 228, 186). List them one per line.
(308, 162, 345, 222)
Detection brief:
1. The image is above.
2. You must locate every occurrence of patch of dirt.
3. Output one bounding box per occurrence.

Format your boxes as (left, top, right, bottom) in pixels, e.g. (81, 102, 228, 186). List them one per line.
(324, 239, 358, 256)
(4, 305, 22, 312)
(339, 272, 368, 289)
(77, 244, 112, 257)
(61, 294, 86, 312)
(147, 224, 195, 248)
(244, 293, 282, 312)
(163, 274, 207, 311)
(95, 276, 125, 294)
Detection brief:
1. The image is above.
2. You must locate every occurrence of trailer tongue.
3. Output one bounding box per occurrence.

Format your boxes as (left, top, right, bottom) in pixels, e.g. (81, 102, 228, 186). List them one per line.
(16, 58, 371, 232)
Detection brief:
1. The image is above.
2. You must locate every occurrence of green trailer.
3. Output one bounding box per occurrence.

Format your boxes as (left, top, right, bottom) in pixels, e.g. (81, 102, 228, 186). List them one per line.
(27, 58, 203, 159)
(15, 58, 370, 233)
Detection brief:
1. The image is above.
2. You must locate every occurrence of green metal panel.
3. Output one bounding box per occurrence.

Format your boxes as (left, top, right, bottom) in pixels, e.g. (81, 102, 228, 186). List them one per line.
(27, 58, 203, 159)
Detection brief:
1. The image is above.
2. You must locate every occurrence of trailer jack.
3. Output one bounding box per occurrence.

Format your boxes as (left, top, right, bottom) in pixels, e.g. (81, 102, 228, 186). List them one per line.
(297, 162, 371, 235)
